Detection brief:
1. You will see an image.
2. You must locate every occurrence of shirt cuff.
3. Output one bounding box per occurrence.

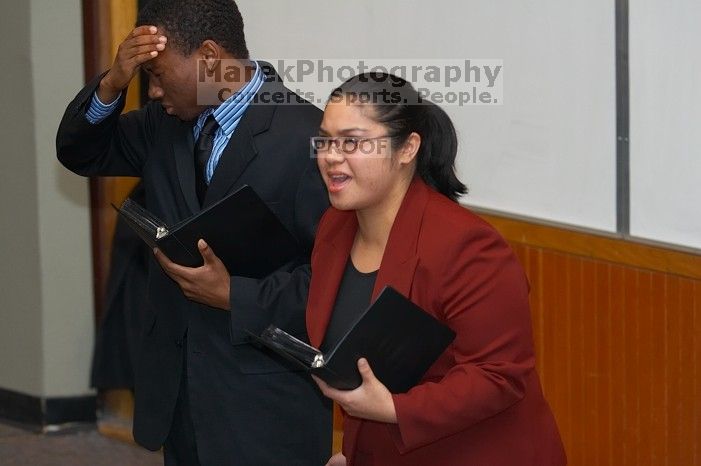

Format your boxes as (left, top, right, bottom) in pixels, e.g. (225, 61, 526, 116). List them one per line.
(85, 91, 122, 124)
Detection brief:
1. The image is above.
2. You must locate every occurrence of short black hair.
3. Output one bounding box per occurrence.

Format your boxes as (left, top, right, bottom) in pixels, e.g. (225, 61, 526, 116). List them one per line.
(136, 0, 249, 58)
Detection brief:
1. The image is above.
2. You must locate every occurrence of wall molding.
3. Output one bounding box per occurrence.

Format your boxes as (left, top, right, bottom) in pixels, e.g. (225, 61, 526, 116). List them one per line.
(474, 208, 701, 280)
(0, 387, 96, 430)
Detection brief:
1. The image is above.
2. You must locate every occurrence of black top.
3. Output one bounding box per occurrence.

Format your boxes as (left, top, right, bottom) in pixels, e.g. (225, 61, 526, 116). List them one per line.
(320, 258, 378, 353)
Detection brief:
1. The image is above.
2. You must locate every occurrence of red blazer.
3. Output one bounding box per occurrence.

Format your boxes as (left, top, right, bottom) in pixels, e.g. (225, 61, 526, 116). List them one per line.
(307, 178, 566, 466)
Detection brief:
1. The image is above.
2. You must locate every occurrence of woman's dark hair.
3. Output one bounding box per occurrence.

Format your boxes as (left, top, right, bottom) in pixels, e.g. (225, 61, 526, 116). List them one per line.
(137, 0, 249, 59)
(329, 73, 467, 201)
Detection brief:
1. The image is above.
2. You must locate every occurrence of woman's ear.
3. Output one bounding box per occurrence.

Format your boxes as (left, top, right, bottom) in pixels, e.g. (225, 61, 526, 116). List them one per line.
(397, 132, 421, 166)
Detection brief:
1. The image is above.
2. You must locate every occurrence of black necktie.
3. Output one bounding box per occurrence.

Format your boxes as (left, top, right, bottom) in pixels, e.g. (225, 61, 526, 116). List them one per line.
(194, 115, 219, 205)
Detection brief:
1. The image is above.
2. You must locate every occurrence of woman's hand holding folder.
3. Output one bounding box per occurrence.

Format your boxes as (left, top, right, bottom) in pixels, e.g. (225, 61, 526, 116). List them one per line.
(324, 453, 346, 466)
(312, 358, 397, 424)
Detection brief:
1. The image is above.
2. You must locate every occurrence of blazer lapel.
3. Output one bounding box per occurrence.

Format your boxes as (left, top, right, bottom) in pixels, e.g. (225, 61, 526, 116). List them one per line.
(202, 119, 258, 206)
(201, 76, 279, 207)
(372, 178, 430, 300)
(307, 212, 357, 348)
(172, 120, 200, 214)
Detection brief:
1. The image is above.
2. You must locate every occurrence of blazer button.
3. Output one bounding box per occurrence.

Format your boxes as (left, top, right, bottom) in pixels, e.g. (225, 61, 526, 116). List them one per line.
(175, 339, 183, 348)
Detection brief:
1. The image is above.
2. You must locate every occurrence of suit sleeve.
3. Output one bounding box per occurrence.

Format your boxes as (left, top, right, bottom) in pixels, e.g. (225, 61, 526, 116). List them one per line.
(389, 223, 536, 452)
(56, 72, 158, 177)
(228, 157, 329, 343)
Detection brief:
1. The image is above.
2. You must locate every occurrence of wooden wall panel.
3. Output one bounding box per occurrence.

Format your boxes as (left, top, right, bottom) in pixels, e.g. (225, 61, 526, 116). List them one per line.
(83, 0, 140, 442)
(493, 214, 701, 466)
(86, 0, 140, 323)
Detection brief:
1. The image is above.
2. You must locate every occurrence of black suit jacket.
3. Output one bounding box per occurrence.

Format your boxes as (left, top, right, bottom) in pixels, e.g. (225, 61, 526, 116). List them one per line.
(57, 65, 332, 466)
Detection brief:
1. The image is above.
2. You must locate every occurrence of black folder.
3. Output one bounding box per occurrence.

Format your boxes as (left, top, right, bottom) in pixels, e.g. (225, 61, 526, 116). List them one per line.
(114, 185, 299, 279)
(248, 286, 456, 392)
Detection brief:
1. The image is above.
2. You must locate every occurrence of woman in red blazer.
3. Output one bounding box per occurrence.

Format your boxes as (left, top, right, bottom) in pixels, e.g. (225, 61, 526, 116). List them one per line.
(308, 73, 566, 466)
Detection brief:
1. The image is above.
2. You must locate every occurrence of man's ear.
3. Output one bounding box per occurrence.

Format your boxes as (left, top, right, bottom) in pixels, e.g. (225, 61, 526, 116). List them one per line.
(199, 40, 221, 72)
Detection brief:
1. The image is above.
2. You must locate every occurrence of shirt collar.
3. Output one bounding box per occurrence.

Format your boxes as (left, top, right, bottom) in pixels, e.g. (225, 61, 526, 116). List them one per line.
(195, 61, 263, 136)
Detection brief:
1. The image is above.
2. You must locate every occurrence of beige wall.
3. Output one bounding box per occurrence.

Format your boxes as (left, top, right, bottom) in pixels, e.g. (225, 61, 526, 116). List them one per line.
(0, 0, 94, 398)
(0, 0, 42, 396)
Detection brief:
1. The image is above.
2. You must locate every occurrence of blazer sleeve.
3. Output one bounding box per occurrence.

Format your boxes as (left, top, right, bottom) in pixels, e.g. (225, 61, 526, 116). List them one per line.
(56, 72, 159, 177)
(228, 156, 329, 343)
(390, 222, 536, 452)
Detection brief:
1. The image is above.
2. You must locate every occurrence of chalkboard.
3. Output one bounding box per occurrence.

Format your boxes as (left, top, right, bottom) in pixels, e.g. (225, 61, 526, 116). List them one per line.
(629, 0, 701, 250)
(238, 0, 619, 232)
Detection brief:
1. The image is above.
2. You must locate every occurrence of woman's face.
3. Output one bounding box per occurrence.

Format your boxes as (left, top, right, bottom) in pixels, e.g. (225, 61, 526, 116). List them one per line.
(317, 101, 412, 212)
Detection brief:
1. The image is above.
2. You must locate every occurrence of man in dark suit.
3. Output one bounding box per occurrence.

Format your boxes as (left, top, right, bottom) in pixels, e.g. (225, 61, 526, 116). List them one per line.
(56, 1, 331, 464)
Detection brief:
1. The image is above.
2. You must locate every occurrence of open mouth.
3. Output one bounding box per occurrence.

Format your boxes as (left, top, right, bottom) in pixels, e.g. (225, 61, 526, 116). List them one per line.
(327, 173, 351, 193)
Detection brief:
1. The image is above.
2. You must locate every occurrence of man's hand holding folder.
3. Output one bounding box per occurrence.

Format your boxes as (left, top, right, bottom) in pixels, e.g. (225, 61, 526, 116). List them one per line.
(154, 239, 231, 310)
(115, 185, 301, 310)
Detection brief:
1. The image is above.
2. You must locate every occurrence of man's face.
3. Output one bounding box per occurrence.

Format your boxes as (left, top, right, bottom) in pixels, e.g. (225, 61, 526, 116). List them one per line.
(143, 33, 204, 121)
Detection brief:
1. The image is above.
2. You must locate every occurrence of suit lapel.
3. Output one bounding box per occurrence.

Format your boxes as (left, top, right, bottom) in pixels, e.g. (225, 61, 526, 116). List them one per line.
(173, 62, 290, 211)
(371, 178, 430, 300)
(202, 119, 258, 206)
(307, 212, 357, 348)
(201, 74, 280, 208)
(172, 120, 200, 214)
